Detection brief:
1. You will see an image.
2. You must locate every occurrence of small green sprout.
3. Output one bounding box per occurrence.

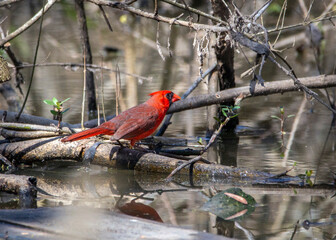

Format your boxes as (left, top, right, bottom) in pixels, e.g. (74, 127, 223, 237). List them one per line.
(44, 97, 70, 128)
(271, 106, 295, 148)
(214, 105, 240, 125)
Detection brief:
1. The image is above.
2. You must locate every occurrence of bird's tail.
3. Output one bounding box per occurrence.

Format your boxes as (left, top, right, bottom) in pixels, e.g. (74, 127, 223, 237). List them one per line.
(61, 127, 112, 142)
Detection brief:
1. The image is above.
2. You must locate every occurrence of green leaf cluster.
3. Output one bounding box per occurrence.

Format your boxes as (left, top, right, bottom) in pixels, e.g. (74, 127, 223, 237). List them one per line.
(43, 97, 70, 116)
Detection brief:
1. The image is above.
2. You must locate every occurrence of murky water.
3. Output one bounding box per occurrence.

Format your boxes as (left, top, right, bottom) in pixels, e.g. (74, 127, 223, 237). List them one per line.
(1, 1, 336, 239)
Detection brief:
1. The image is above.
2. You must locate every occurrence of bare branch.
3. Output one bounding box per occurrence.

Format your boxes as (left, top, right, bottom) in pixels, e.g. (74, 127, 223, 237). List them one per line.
(168, 75, 336, 114)
(250, 0, 274, 21)
(0, 0, 57, 47)
(87, 0, 228, 33)
(16, 62, 153, 82)
(0, 0, 24, 7)
(161, 0, 225, 25)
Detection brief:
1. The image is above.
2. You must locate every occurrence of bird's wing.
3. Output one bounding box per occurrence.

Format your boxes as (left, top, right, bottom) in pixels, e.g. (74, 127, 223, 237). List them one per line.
(112, 106, 160, 140)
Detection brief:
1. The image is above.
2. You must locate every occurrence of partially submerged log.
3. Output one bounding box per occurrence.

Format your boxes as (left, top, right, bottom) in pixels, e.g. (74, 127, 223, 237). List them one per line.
(0, 136, 273, 179)
(0, 174, 37, 208)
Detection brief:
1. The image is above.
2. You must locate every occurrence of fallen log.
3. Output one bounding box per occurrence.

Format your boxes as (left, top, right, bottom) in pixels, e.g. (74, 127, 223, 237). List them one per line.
(0, 137, 273, 179)
(0, 110, 115, 129)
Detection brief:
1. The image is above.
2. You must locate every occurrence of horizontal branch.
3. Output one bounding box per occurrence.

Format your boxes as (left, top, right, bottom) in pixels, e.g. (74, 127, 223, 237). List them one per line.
(161, 0, 224, 25)
(0, 110, 115, 129)
(87, 0, 228, 33)
(17, 62, 152, 82)
(168, 74, 336, 113)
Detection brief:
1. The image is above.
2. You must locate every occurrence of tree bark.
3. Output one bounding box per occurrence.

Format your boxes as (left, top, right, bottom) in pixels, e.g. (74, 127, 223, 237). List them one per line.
(75, 0, 97, 116)
(210, 0, 237, 130)
(0, 137, 272, 180)
(0, 174, 37, 208)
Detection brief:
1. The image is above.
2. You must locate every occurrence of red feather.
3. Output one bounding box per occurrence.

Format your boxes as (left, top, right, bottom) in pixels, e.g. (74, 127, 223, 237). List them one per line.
(61, 90, 180, 146)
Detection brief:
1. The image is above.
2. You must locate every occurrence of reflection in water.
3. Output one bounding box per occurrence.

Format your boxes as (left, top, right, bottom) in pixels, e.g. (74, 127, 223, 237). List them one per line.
(2, 164, 334, 239)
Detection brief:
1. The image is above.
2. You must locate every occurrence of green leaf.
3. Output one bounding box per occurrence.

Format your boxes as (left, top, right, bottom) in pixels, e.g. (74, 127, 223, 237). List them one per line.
(201, 188, 256, 221)
(213, 117, 220, 123)
(43, 99, 54, 106)
(229, 114, 239, 119)
(232, 106, 240, 110)
(61, 108, 70, 114)
(222, 109, 228, 118)
(287, 114, 295, 118)
(305, 170, 313, 177)
(60, 98, 70, 105)
(50, 110, 58, 115)
(52, 97, 58, 106)
(270, 115, 281, 120)
(306, 178, 313, 187)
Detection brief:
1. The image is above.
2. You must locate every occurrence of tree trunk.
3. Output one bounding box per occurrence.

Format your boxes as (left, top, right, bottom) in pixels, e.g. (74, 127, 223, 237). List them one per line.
(210, 0, 237, 129)
(75, 0, 97, 117)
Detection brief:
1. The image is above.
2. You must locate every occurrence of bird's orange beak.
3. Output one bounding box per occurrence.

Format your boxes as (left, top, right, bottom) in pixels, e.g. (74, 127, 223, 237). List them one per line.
(171, 93, 181, 103)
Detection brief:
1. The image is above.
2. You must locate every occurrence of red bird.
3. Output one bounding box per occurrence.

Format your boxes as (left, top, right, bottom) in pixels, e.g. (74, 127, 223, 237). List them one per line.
(61, 90, 181, 146)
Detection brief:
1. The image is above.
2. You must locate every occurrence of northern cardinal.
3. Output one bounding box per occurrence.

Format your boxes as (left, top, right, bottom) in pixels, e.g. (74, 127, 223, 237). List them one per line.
(61, 90, 181, 146)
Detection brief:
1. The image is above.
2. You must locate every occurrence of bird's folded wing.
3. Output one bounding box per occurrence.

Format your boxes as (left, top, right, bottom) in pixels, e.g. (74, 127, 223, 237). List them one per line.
(112, 111, 159, 140)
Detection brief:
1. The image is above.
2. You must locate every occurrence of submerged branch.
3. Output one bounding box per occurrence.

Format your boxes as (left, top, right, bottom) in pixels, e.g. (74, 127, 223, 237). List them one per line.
(168, 74, 336, 114)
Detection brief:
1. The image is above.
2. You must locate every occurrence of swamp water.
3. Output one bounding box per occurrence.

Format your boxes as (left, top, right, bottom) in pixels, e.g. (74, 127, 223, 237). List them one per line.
(1, 1, 336, 239)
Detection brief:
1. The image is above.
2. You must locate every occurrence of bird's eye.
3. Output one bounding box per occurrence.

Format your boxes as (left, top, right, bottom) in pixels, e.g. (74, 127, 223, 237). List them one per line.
(165, 92, 174, 101)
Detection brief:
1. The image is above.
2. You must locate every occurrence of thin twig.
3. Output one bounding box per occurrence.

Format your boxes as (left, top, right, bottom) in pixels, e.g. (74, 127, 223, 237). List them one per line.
(250, 0, 274, 21)
(304, 0, 315, 22)
(16, 0, 45, 120)
(161, 0, 226, 25)
(0, 0, 56, 47)
(98, 5, 113, 32)
(289, 220, 300, 240)
(272, 0, 287, 47)
(165, 117, 230, 181)
(81, 46, 87, 129)
(100, 57, 106, 123)
(87, 0, 228, 32)
(16, 62, 153, 82)
(115, 65, 120, 116)
(156, 22, 165, 61)
(165, 156, 210, 181)
(266, 14, 336, 34)
(268, 56, 336, 115)
(156, 63, 217, 136)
